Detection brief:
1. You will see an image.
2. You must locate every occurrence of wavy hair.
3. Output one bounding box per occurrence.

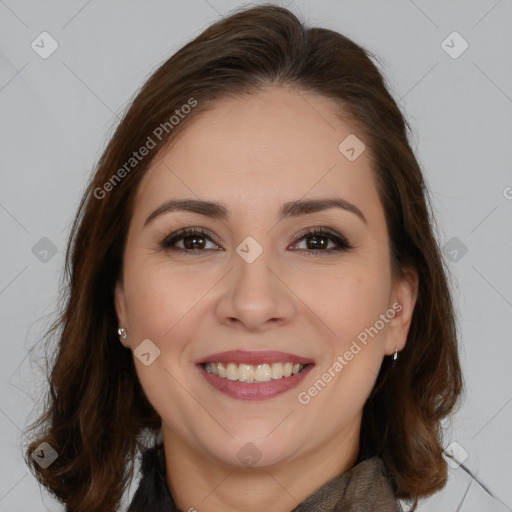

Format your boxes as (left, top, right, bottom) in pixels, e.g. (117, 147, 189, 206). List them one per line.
(24, 4, 463, 511)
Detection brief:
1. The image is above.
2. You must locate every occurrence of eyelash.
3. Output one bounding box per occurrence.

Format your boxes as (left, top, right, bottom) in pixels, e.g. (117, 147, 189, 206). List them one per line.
(159, 226, 353, 256)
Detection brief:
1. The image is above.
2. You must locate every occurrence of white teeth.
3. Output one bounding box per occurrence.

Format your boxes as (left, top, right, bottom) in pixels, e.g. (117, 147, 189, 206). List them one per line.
(226, 363, 238, 380)
(271, 362, 284, 379)
(203, 361, 305, 382)
(255, 364, 272, 382)
(238, 364, 254, 382)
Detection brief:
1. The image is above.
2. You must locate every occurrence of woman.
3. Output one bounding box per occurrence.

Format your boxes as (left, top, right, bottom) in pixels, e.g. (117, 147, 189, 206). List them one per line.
(24, 4, 463, 511)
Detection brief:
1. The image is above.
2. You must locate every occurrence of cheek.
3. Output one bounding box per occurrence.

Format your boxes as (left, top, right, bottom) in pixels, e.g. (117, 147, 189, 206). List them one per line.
(124, 258, 206, 338)
(301, 258, 392, 410)
(301, 259, 391, 338)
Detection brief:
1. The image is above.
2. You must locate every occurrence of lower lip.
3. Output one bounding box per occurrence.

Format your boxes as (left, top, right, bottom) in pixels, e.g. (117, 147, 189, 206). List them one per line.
(198, 364, 314, 401)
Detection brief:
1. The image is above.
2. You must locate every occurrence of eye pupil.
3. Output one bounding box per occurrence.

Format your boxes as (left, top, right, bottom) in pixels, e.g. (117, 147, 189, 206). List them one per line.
(184, 235, 206, 250)
(307, 235, 328, 250)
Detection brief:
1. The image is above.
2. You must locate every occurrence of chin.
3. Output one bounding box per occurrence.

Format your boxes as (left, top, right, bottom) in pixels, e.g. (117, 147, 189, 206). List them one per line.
(202, 434, 301, 469)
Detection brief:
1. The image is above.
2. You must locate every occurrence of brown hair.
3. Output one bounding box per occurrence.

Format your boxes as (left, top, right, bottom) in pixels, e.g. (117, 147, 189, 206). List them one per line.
(24, 4, 463, 511)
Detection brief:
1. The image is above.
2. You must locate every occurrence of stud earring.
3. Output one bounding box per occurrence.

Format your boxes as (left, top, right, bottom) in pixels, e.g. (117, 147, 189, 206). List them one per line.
(117, 327, 127, 341)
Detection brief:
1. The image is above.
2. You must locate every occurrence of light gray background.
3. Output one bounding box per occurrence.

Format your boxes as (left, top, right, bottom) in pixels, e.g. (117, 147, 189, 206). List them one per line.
(1, 1, 511, 511)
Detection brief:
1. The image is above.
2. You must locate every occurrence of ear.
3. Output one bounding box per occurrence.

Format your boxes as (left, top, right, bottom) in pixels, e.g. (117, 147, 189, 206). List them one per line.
(114, 280, 129, 348)
(384, 266, 419, 356)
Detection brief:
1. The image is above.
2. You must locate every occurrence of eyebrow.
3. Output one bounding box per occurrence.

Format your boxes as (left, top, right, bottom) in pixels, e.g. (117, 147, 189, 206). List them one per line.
(144, 197, 368, 227)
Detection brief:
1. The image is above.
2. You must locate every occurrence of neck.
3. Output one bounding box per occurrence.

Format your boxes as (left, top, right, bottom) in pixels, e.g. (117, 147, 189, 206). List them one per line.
(162, 423, 360, 512)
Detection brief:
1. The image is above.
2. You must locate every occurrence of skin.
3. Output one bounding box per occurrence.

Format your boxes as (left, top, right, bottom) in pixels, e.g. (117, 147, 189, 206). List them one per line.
(115, 86, 418, 512)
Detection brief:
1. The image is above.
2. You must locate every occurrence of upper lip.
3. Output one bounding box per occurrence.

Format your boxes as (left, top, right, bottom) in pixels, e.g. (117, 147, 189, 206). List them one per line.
(196, 350, 314, 366)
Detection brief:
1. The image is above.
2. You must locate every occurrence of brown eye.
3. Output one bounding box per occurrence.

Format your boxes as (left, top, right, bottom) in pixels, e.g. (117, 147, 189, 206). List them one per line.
(290, 228, 353, 255)
(161, 228, 221, 252)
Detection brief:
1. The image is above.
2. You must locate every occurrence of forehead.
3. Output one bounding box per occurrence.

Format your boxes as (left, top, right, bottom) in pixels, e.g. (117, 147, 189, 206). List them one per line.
(134, 87, 382, 223)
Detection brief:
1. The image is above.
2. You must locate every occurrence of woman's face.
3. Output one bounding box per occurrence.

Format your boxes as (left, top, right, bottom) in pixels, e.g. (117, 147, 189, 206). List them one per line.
(115, 86, 417, 471)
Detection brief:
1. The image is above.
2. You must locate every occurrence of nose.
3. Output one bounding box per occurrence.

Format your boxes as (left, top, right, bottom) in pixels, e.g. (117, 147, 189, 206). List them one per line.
(214, 250, 297, 332)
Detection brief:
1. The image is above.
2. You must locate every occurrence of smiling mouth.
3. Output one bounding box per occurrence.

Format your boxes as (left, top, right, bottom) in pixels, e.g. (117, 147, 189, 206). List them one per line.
(202, 361, 309, 383)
